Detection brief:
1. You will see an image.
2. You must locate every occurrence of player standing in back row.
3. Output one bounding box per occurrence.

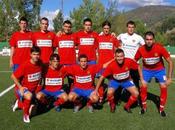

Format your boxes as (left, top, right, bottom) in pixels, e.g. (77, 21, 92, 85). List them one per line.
(76, 18, 98, 65)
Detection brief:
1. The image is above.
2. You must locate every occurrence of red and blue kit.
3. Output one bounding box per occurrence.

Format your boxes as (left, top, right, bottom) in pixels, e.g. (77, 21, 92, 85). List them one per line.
(9, 31, 33, 65)
(33, 31, 56, 63)
(44, 66, 67, 92)
(102, 58, 138, 89)
(135, 43, 170, 70)
(76, 31, 98, 61)
(97, 34, 119, 65)
(14, 60, 42, 92)
(54, 33, 77, 64)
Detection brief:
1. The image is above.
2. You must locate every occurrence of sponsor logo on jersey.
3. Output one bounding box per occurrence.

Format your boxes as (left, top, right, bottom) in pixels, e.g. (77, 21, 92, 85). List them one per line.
(17, 40, 33, 48)
(144, 57, 160, 65)
(59, 40, 74, 48)
(37, 40, 52, 47)
(45, 78, 62, 85)
(28, 72, 41, 82)
(113, 71, 129, 80)
(75, 75, 92, 83)
(80, 38, 94, 45)
(99, 42, 113, 50)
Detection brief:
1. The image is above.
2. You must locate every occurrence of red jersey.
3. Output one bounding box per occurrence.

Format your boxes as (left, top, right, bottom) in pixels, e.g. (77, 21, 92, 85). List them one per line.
(66, 65, 102, 90)
(97, 34, 120, 65)
(32, 31, 56, 63)
(44, 65, 67, 92)
(14, 60, 42, 92)
(9, 31, 33, 64)
(54, 33, 77, 64)
(102, 58, 138, 81)
(135, 43, 170, 70)
(76, 30, 98, 61)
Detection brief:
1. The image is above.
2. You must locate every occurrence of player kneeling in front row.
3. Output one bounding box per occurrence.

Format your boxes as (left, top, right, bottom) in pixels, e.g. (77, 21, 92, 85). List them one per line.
(66, 54, 111, 113)
(36, 54, 68, 112)
(96, 48, 141, 113)
(135, 31, 173, 117)
(11, 46, 43, 123)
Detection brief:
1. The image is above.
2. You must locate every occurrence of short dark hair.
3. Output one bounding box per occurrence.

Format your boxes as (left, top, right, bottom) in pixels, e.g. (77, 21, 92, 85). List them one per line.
(40, 17, 49, 23)
(115, 48, 124, 54)
(78, 54, 88, 61)
(83, 18, 92, 24)
(102, 20, 111, 28)
(49, 53, 60, 61)
(144, 31, 155, 39)
(31, 46, 41, 53)
(63, 20, 72, 26)
(126, 20, 136, 27)
(19, 17, 28, 23)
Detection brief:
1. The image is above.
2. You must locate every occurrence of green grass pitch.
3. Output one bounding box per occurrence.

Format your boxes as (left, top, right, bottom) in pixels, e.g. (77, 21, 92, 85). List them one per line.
(0, 56, 174, 130)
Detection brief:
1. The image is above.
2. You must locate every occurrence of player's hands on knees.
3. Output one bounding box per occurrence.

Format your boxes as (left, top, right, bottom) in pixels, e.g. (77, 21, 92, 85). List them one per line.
(140, 79, 147, 87)
(19, 87, 28, 96)
(166, 78, 172, 86)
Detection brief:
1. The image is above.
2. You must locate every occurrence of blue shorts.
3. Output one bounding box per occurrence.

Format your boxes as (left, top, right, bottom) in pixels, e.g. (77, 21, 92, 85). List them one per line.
(88, 60, 96, 65)
(41, 89, 64, 98)
(12, 64, 19, 72)
(143, 69, 166, 83)
(15, 88, 29, 101)
(72, 87, 94, 98)
(109, 79, 135, 90)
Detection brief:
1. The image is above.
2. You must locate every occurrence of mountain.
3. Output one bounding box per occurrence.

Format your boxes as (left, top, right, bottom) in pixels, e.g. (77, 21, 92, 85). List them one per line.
(124, 5, 175, 28)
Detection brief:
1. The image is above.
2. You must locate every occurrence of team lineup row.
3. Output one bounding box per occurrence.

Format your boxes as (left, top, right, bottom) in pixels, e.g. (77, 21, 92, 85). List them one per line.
(10, 17, 173, 123)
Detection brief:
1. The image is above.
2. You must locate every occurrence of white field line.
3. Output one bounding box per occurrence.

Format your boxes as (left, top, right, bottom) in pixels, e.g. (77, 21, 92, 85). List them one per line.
(0, 84, 15, 97)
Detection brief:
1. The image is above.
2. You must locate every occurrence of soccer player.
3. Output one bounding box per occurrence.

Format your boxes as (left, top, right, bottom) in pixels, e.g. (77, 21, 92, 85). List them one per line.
(117, 20, 145, 89)
(54, 20, 77, 89)
(11, 46, 43, 123)
(96, 48, 140, 113)
(32, 17, 56, 64)
(96, 21, 120, 103)
(66, 54, 111, 113)
(76, 18, 98, 65)
(36, 54, 68, 112)
(9, 17, 33, 72)
(135, 31, 173, 117)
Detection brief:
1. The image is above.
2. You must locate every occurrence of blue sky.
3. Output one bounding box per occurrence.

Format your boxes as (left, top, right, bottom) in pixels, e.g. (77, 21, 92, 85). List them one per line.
(40, 0, 175, 29)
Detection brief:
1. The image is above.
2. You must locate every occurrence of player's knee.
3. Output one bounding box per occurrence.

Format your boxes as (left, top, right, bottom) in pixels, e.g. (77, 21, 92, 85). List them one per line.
(25, 92, 32, 100)
(36, 92, 43, 100)
(107, 89, 114, 96)
(90, 95, 99, 103)
(61, 93, 68, 102)
(68, 93, 76, 101)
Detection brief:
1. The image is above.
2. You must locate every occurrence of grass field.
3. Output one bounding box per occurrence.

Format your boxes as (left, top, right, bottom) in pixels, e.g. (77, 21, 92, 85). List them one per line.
(0, 56, 174, 130)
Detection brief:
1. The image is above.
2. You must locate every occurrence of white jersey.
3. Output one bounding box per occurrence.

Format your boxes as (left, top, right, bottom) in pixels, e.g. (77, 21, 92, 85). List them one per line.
(117, 33, 145, 59)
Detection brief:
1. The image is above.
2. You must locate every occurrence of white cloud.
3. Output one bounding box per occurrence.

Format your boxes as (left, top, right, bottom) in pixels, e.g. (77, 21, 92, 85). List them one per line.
(118, 0, 171, 9)
(40, 9, 60, 30)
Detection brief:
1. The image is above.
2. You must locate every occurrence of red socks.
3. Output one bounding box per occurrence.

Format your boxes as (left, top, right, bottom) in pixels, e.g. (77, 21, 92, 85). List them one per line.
(107, 95, 115, 107)
(23, 99, 31, 115)
(140, 87, 147, 109)
(160, 87, 167, 112)
(125, 95, 137, 109)
(98, 86, 104, 100)
(54, 98, 65, 106)
(87, 99, 93, 107)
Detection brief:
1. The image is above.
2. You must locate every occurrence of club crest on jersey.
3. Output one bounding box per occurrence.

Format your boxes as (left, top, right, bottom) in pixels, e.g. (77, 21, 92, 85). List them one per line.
(132, 39, 136, 43)
(48, 35, 51, 38)
(125, 67, 128, 71)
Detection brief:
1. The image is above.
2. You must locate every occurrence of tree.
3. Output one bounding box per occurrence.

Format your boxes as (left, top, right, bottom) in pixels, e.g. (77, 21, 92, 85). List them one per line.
(53, 11, 64, 32)
(70, 0, 105, 32)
